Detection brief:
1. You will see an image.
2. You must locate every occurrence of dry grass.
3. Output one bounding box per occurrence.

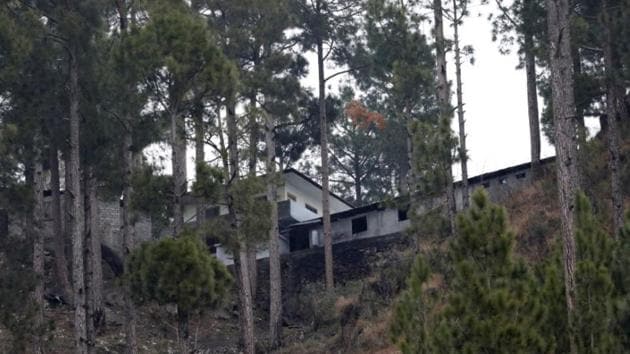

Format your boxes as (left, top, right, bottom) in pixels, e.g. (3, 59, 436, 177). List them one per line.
(502, 177, 561, 262)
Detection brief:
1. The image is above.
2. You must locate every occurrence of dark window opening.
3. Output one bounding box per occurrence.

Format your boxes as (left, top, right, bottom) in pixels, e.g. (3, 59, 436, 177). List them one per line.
(352, 216, 368, 234)
(305, 203, 318, 214)
(516, 172, 526, 179)
(289, 228, 310, 251)
(205, 206, 220, 219)
(398, 209, 408, 221)
(482, 182, 490, 188)
(287, 192, 297, 201)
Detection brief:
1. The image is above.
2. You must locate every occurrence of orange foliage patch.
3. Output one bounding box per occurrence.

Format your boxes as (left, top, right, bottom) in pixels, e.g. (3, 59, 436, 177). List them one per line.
(345, 100, 386, 130)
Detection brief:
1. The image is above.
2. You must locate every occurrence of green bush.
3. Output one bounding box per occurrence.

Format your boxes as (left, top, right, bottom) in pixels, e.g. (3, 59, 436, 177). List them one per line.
(126, 231, 232, 344)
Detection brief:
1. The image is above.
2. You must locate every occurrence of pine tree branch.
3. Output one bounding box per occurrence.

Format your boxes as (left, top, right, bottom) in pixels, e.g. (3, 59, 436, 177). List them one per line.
(324, 65, 366, 82)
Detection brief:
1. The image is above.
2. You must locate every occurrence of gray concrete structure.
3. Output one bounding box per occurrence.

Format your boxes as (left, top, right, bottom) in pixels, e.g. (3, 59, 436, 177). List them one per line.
(184, 169, 354, 265)
(286, 157, 553, 252)
(40, 195, 152, 260)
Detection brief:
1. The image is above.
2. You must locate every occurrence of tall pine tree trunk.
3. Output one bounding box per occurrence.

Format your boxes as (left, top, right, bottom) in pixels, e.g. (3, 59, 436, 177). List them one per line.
(68, 42, 88, 354)
(546, 0, 580, 351)
(226, 98, 256, 354)
(452, 0, 469, 209)
(85, 171, 104, 352)
(49, 145, 73, 303)
(265, 111, 282, 349)
(177, 308, 190, 353)
(572, 46, 586, 144)
(524, 31, 541, 178)
(171, 109, 186, 235)
(434, 0, 457, 231)
(403, 129, 412, 195)
(84, 172, 95, 352)
(602, 0, 624, 234)
(354, 178, 362, 206)
(115, 3, 138, 351)
(32, 160, 45, 354)
(121, 123, 138, 354)
(247, 97, 258, 302)
(317, 36, 334, 290)
(193, 99, 206, 228)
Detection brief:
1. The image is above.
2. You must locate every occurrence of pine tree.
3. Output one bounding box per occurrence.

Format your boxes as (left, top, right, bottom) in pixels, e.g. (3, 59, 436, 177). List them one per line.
(330, 98, 388, 205)
(573, 193, 618, 352)
(487, 0, 546, 178)
(546, 0, 581, 350)
(600, 0, 625, 233)
(447, 0, 471, 208)
(433, 0, 458, 233)
(390, 256, 433, 353)
(353, 0, 437, 200)
(126, 231, 232, 352)
(292, 0, 364, 289)
(392, 189, 547, 353)
(130, 0, 235, 236)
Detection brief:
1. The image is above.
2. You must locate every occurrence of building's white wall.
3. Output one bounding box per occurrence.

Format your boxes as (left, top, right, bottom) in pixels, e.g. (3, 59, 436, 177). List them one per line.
(283, 172, 351, 218)
(184, 203, 228, 224)
(288, 199, 319, 221)
(185, 171, 350, 224)
(214, 236, 290, 266)
(183, 204, 196, 224)
(299, 207, 411, 249)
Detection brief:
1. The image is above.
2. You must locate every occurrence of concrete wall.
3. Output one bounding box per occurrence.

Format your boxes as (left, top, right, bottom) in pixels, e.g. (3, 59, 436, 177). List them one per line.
(214, 235, 290, 265)
(40, 197, 152, 259)
(300, 208, 410, 248)
(96, 200, 152, 256)
(289, 161, 540, 252)
(251, 232, 413, 315)
(455, 166, 532, 209)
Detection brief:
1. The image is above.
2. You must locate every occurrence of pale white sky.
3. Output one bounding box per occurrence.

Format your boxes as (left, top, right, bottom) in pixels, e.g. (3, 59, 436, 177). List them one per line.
(299, 3, 558, 180)
(146, 2, 599, 182)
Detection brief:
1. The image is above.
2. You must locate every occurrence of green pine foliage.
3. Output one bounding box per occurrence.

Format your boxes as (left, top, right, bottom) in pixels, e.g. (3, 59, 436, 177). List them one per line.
(194, 171, 272, 251)
(392, 189, 547, 353)
(435, 189, 546, 353)
(574, 193, 619, 352)
(613, 214, 630, 347)
(130, 166, 174, 237)
(126, 231, 232, 327)
(533, 245, 569, 352)
(407, 117, 458, 242)
(192, 162, 224, 202)
(233, 177, 273, 245)
(390, 256, 433, 353)
(0, 231, 48, 352)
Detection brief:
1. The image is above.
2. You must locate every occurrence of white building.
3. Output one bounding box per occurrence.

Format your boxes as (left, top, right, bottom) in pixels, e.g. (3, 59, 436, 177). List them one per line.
(183, 169, 353, 264)
(187, 157, 551, 265)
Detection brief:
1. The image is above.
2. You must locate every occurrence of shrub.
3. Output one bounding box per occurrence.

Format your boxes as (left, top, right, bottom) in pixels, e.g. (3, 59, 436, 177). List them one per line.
(392, 190, 547, 353)
(126, 231, 232, 349)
